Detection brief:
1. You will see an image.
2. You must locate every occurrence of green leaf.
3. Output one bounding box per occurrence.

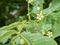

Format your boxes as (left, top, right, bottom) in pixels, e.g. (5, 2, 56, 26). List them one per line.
(43, 0, 60, 14)
(26, 21, 36, 33)
(0, 30, 8, 37)
(44, 15, 54, 24)
(0, 30, 10, 44)
(21, 32, 57, 45)
(51, 11, 60, 20)
(52, 22, 60, 38)
(41, 24, 52, 32)
(26, 21, 41, 33)
(0, 30, 17, 42)
(0, 21, 26, 31)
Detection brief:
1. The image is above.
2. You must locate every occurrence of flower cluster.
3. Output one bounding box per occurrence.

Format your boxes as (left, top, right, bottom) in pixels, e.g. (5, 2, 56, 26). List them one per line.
(36, 12, 44, 20)
(47, 31, 53, 38)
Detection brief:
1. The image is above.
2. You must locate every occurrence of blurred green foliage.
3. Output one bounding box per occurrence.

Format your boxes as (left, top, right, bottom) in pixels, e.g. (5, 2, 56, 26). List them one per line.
(0, 0, 60, 45)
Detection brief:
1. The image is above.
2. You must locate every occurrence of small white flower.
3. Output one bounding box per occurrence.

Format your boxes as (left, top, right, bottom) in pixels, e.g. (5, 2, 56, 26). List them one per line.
(40, 15, 44, 19)
(47, 31, 53, 37)
(28, 0, 33, 3)
(36, 14, 44, 20)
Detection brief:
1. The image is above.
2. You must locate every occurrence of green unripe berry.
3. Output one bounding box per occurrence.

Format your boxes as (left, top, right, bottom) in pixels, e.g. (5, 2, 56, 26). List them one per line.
(20, 39, 25, 44)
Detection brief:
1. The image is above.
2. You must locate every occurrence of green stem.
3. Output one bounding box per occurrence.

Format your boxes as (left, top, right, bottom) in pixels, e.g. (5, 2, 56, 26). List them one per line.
(28, 2, 31, 21)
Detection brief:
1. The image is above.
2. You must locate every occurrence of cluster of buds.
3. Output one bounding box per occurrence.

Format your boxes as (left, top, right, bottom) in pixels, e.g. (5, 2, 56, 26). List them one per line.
(36, 12, 44, 20)
(42, 31, 53, 38)
(47, 31, 53, 38)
